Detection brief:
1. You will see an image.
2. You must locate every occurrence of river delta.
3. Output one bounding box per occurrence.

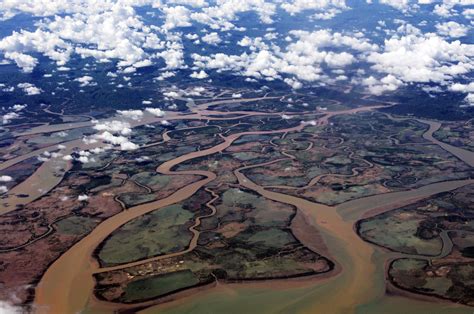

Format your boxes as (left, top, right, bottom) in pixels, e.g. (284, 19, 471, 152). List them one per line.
(0, 86, 472, 314)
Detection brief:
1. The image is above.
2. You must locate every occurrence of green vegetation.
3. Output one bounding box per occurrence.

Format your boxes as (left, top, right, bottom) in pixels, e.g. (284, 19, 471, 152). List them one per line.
(118, 192, 157, 207)
(95, 188, 331, 303)
(247, 228, 295, 248)
(120, 270, 200, 303)
(389, 258, 474, 306)
(97, 204, 195, 266)
(131, 172, 171, 190)
(358, 184, 474, 305)
(243, 112, 473, 205)
(433, 120, 474, 152)
(358, 184, 474, 257)
(55, 216, 97, 236)
(358, 211, 443, 256)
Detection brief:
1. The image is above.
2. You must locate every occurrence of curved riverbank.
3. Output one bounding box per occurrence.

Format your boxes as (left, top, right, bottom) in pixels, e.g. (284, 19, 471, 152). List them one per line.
(33, 122, 310, 314)
(32, 105, 473, 314)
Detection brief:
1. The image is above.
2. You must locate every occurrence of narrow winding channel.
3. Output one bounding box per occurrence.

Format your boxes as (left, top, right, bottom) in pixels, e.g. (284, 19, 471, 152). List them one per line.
(33, 109, 473, 314)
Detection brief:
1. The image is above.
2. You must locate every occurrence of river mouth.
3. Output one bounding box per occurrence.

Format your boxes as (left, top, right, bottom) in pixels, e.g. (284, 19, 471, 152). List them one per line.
(0, 98, 470, 314)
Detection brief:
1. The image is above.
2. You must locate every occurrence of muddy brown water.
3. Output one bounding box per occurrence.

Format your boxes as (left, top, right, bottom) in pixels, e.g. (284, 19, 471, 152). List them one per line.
(0, 139, 105, 214)
(95, 190, 218, 274)
(33, 123, 308, 314)
(29, 106, 473, 314)
(418, 119, 474, 167)
(0, 97, 283, 214)
(134, 178, 472, 314)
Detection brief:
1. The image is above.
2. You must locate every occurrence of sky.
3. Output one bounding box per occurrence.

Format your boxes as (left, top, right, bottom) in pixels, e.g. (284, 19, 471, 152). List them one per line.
(0, 1, 473, 311)
(0, 0, 472, 105)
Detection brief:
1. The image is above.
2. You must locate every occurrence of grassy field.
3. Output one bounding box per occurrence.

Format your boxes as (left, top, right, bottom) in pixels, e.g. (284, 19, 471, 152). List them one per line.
(97, 204, 195, 266)
(358, 210, 443, 256)
(118, 192, 157, 207)
(389, 258, 474, 306)
(55, 216, 98, 236)
(120, 270, 200, 303)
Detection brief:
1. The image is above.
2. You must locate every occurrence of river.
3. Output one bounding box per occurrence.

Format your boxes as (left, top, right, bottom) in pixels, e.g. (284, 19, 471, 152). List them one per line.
(31, 107, 473, 314)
